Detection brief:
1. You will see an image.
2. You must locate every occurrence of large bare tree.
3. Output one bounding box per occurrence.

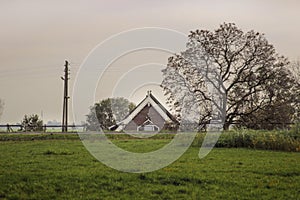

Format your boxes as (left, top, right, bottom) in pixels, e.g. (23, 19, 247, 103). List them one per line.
(162, 23, 299, 130)
(289, 60, 300, 121)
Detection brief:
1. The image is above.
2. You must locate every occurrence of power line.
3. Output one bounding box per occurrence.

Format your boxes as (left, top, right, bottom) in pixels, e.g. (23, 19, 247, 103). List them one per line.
(0, 65, 80, 79)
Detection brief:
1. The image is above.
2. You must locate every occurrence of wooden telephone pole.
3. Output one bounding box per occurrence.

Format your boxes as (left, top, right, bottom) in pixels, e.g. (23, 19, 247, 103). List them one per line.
(61, 60, 70, 132)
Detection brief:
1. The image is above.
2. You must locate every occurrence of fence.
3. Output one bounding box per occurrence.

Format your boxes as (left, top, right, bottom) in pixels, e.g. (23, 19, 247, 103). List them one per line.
(0, 122, 297, 133)
(0, 124, 86, 133)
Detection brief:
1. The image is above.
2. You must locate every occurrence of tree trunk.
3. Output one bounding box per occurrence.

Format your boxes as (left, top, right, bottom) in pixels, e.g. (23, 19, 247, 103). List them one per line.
(223, 122, 230, 131)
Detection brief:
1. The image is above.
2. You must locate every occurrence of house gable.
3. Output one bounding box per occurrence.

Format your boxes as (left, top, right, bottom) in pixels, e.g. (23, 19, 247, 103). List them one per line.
(114, 91, 178, 132)
(124, 104, 165, 131)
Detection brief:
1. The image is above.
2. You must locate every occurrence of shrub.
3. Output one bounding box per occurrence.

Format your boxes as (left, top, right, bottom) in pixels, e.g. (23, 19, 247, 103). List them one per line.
(290, 122, 300, 139)
(21, 114, 43, 132)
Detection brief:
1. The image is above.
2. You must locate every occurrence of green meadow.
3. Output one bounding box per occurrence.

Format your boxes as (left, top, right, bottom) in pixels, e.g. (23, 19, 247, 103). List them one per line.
(0, 133, 299, 199)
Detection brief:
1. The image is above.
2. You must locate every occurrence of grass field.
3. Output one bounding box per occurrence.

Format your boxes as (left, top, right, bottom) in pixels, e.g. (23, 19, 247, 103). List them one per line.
(0, 134, 299, 199)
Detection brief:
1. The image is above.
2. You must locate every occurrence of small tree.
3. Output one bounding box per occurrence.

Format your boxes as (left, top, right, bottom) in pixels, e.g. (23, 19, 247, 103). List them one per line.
(86, 97, 135, 131)
(111, 98, 136, 122)
(21, 114, 43, 132)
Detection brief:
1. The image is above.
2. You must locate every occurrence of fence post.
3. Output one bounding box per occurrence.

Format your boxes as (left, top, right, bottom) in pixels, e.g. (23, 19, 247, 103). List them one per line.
(43, 124, 47, 133)
(6, 124, 13, 133)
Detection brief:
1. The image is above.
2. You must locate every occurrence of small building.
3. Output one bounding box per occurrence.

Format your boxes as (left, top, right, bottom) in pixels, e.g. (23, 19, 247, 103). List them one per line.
(111, 91, 179, 132)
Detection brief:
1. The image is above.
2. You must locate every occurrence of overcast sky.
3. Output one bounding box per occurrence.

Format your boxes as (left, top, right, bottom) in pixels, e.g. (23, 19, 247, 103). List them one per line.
(1, 0, 300, 124)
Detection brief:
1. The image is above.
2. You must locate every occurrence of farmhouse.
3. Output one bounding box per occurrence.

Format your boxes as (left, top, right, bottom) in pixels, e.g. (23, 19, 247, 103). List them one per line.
(111, 91, 179, 132)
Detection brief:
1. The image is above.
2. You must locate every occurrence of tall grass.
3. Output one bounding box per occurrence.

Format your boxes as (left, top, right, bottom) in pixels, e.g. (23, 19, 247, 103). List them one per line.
(192, 128, 300, 152)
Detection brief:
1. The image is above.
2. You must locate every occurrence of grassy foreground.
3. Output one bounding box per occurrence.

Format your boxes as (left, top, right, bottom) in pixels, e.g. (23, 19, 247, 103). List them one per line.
(0, 134, 299, 199)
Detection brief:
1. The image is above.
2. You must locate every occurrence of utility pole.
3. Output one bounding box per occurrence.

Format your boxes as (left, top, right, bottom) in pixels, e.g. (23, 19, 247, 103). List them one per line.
(61, 60, 70, 132)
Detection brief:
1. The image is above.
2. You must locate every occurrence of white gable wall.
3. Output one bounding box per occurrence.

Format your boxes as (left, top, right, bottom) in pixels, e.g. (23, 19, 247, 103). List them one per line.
(115, 95, 172, 132)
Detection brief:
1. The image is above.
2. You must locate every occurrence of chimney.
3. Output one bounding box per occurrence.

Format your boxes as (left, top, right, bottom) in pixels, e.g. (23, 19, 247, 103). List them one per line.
(147, 90, 152, 97)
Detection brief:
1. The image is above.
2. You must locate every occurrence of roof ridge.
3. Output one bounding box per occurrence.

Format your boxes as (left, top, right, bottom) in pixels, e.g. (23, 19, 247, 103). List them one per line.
(114, 92, 179, 131)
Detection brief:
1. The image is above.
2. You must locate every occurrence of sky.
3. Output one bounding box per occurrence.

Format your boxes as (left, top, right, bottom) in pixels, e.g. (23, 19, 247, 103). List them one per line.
(0, 0, 300, 124)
